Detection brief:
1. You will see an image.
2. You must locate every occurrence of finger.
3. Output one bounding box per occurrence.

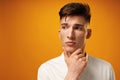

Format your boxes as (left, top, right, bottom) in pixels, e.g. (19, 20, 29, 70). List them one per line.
(78, 56, 86, 61)
(81, 57, 86, 61)
(71, 48, 82, 56)
(79, 57, 88, 67)
(77, 54, 85, 59)
(79, 58, 82, 61)
(82, 59, 88, 66)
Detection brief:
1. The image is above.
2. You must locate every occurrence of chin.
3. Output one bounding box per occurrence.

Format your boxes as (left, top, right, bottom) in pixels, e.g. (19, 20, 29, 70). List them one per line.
(65, 46, 77, 53)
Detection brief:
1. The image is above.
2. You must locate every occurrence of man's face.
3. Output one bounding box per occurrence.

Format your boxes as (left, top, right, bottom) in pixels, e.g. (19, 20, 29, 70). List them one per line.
(59, 16, 91, 53)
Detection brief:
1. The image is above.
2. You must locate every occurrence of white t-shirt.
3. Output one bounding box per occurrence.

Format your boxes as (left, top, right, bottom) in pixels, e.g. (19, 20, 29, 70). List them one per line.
(38, 53, 115, 80)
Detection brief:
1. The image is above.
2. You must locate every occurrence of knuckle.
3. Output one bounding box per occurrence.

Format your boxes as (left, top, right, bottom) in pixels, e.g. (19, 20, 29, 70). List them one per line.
(82, 56, 86, 59)
(74, 55, 79, 59)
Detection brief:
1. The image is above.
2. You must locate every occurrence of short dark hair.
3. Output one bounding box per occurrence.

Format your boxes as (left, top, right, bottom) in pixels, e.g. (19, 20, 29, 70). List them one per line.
(59, 2, 91, 23)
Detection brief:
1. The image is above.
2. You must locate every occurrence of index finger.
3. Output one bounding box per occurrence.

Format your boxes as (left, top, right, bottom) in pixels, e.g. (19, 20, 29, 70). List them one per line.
(71, 48, 83, 56)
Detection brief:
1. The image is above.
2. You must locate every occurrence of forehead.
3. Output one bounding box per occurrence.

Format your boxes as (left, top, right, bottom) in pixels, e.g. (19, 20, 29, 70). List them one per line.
(60, 16, 87, 25)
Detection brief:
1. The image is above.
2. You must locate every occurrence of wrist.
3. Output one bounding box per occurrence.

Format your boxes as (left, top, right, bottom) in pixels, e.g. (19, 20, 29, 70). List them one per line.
(65, 72, 79, 80)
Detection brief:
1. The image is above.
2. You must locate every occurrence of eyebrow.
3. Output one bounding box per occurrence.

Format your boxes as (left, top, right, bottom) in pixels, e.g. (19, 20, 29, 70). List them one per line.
(61, 23, 84, 27)
(74, 24, 84, 27)
(61, 23, 68, 26)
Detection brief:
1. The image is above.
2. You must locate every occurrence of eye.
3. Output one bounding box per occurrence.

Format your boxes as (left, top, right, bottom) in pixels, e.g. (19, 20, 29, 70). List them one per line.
(74, 26, 82, 30)
(62, 26, 65, 29)
(61, 25, 67, 29)
(74, 26, 79, 29)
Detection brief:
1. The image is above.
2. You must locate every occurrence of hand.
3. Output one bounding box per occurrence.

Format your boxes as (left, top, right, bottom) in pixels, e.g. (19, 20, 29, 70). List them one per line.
(63, 48, 88, 80)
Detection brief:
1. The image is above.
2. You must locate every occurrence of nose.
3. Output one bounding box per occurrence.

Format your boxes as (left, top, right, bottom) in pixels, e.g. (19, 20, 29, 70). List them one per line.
(67, 27, 75, 39)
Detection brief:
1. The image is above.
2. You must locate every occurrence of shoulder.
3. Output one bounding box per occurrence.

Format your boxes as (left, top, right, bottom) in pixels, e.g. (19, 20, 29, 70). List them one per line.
(88, 55, 113, 69)
(37, 55, 62, 79)
(38, 54, 66, 79)
(88, 55, 115, 79)
(38, 54, 64, 71)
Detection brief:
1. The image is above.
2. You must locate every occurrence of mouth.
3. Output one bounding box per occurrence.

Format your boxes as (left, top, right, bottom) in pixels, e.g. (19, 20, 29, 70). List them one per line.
(65, 41, 76, 46)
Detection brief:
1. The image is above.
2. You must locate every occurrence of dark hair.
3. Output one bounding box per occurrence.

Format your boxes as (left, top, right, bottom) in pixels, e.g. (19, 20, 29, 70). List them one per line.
(59, 2, 91, 23)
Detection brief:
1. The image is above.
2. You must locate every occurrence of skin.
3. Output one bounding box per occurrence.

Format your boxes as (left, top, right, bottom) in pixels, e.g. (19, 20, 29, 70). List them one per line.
(59, 15, 91, 80)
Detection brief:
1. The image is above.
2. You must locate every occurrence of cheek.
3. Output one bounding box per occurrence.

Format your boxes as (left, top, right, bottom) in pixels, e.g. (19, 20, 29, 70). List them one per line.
(76, 33, 86, 43)
(60, 32, 66, 42)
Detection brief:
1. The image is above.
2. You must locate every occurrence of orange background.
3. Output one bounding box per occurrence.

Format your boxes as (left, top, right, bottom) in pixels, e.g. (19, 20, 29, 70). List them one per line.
(0, 0, 120, 80)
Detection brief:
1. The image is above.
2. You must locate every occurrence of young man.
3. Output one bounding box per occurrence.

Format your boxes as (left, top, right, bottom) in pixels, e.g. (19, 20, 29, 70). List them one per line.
(38, 3, 115, 80)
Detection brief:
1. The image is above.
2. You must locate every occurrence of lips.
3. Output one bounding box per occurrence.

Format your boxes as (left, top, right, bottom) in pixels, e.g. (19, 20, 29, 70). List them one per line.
(65, 41, 76, 46)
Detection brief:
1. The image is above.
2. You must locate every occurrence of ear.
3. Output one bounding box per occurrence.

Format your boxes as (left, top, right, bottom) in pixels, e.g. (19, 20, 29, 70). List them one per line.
(58, 29, 61, 38)
(58, 29, 60, 33)
(86, 29, 92, 39)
